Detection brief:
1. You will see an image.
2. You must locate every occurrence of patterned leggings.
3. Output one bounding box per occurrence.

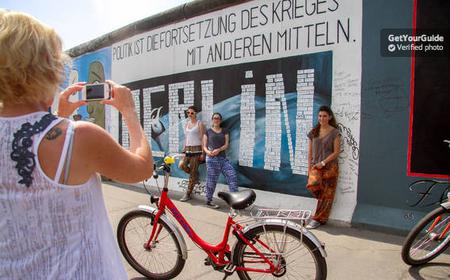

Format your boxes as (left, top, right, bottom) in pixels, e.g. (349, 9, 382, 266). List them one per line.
(206, 156, 238, 202)
(179, 145, 202, 194)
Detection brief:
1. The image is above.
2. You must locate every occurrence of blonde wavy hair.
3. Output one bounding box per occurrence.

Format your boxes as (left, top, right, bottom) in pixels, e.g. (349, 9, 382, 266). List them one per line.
(0, 9, 70, 105)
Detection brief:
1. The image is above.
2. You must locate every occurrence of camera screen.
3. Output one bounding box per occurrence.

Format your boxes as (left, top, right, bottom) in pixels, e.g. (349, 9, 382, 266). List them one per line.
(86, 84, 105, 99)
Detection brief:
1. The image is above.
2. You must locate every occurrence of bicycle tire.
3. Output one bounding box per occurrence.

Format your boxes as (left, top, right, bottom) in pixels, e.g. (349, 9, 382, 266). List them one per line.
(232, 224, 327, 280)
(402, 206, 450, 266)
(117, 210, 185, 279)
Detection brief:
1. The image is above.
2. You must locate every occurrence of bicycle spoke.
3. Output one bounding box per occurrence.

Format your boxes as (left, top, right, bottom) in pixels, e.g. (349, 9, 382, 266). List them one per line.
(404, 209, 450, 265)
(119, 212, 184, 278)
(236, 226, 324, 280)
(412, 220, 449, 257)
(271, 230, 281, 253)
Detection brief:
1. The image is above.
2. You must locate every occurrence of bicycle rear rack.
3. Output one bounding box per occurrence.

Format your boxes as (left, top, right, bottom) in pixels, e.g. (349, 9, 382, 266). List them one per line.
(251, 208, 312, 221)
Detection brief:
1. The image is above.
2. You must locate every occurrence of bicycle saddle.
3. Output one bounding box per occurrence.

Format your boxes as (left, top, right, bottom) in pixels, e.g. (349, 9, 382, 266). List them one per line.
(218, 190, 256, 210)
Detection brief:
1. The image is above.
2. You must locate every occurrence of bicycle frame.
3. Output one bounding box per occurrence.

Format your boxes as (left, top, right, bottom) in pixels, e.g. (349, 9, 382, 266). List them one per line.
(145, 171, 278, 273)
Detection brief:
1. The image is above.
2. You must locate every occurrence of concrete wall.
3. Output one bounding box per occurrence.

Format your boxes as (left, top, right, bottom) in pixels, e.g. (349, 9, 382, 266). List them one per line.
(354, 0, 449, 233)
(65, 0, 447, 232)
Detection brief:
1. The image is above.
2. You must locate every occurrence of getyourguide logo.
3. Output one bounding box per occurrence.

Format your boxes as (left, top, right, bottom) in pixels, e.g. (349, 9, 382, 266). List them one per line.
(381, 29, 449, 57)
(387, 33, 444, 43)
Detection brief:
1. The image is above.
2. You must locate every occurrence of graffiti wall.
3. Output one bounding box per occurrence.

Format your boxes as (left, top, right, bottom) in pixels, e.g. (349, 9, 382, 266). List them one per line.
(120, 52, 332, 196)
(69, 48, 112, 132)
(103, 0, 363, 222)
(62, 0, 365, 223)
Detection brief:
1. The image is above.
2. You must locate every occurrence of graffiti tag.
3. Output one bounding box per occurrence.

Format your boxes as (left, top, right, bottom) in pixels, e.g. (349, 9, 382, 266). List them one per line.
(337, 123, 359, 160)
(407, 180, 450, 208)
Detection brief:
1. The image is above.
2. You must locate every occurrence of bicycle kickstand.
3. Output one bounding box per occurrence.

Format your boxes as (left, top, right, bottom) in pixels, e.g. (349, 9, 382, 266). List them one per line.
(222, 263, 236, 280)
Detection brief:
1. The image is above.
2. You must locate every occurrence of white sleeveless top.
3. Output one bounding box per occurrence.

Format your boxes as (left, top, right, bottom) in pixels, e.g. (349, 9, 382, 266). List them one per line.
(185, 120, 202, 146)
(0, 112, 127, 280)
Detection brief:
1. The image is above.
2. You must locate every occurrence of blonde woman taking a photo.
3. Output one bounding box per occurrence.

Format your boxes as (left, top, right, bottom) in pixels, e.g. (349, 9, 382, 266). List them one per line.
(0, 10, 152, 279)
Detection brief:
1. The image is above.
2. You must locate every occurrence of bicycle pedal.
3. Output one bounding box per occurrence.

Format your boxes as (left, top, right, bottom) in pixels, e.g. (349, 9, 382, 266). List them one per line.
(223, 263, 235, 274)
(204, 257, 212, 266)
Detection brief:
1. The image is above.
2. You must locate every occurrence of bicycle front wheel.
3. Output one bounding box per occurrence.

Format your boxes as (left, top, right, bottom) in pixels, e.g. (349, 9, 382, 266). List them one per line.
(402, 206, 450, 266)
(117, 210, 185, 279)
(233, 224, 327, 280)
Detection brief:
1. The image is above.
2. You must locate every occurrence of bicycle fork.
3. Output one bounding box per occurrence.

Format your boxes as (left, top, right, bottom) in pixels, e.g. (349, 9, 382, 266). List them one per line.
(145, 211, 164, 250)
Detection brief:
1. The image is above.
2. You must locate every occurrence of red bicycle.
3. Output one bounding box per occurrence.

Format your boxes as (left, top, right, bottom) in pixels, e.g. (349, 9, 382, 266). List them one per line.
(117, 155, 327, 279)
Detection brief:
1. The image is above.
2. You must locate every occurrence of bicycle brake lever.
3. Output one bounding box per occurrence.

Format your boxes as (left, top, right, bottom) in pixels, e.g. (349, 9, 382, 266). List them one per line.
(150, 195, 160, 207)
(152, 163, 159, 179)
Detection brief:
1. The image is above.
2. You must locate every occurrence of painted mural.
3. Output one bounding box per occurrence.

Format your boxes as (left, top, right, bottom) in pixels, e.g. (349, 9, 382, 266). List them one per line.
(69, 48, 112, 130)
(120, 52, 332, 196)
(62, 0, 363, 222)
(108, 0, 362, 222)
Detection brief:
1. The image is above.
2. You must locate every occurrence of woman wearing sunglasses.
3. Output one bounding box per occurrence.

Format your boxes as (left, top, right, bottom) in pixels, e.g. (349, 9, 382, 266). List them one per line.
(179, 106, 205, 202)
(202, 113, 238, 208)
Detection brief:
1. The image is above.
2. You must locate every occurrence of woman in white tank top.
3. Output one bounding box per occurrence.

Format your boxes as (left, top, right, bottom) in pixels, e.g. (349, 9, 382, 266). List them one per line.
(179, 106, 205, 202)
(0, 10, 153, 279)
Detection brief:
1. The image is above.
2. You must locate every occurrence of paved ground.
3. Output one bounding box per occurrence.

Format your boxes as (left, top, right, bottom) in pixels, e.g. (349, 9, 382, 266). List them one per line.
(103, 183, 450, 280)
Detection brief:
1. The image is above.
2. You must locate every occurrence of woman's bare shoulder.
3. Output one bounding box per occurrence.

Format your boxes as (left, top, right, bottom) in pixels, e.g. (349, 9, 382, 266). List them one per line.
(72, 121, 117, 153)
(74, 121, 109, 138)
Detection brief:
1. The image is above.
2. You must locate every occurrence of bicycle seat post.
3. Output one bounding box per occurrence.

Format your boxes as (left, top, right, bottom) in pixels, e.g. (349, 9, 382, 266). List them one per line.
(229, 208, 238, 218)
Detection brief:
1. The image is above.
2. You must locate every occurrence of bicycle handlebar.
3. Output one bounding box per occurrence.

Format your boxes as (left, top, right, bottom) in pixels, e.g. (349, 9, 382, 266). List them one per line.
(163, 156, 176, 165)
(163, 153, 184, 165)
(152, 153, 184, 178)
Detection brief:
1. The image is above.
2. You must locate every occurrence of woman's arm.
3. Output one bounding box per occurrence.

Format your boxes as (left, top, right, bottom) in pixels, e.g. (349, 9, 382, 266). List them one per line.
(315, 135, 341, 169)
(76, 81, 153, 183)
(308, 139, 312, 171)
(55, 82, 87, 118)
(211, 131, 229, 156)
(324, 135, 341, 164)
(198, 121, 205, 140)
(203, 133, 212, 156)
(198, 122, 206, 161)
(183, 122, 187, 152)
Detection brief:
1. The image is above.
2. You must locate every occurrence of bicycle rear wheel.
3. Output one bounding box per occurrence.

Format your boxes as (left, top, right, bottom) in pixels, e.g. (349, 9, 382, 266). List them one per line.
(402, 206, 450, 266)
(232, 224, 327, 280)
(117, 210, 185, 279)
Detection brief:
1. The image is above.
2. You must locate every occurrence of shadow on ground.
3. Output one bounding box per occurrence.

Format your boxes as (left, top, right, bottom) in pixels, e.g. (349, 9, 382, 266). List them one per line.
(105, 181, 406, 247)
(408, 262, 450, 279)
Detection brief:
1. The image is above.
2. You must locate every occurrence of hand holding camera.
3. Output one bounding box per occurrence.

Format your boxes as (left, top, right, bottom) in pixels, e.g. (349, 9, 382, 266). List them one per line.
(81, 83, 111, 101)
(100, 80, 136, 116)
(57, 80, 135, 118)
(57, 82, 87, 118)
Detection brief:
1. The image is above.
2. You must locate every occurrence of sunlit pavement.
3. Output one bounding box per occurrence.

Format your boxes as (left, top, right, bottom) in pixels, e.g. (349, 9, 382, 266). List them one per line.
(103, 183, 450, 280)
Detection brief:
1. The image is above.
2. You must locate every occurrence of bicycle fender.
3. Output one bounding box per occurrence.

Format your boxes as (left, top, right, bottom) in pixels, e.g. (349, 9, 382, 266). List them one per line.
(441, 202, 450, 210)
(137, 205, 188, 260)
(240, 219, 327, 258)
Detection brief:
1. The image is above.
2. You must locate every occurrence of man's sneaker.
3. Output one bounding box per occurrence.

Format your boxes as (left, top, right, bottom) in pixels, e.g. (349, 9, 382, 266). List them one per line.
(206, 201, 220, 209)
(180, 193, 191, 202)
(305, 219, 321, 229)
